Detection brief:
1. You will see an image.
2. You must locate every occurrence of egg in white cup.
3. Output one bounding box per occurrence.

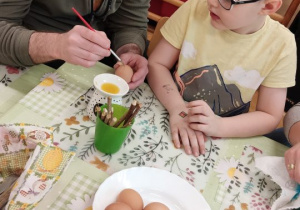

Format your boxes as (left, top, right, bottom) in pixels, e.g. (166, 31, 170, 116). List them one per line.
(87, 73, 129, 122)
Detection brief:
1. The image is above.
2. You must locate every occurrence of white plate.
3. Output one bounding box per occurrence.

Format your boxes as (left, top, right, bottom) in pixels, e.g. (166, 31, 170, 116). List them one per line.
(93, 167, 211, 210)
(94, 73, 129, 97)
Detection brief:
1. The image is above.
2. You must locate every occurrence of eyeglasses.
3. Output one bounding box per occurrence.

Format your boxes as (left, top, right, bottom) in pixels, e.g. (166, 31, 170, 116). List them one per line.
(218, 0, 261, 10)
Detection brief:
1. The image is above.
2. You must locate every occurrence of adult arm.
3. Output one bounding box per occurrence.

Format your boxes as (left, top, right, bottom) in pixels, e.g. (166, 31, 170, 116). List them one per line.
(105, 0, 150, 55)
(108, 0, 150, 89)
(0, 0, 35, 66)
(29, 26, 111, 68)
(283, 103, 300, 145)
(0, 0, 111, 67)
(284, 103, 300, 183)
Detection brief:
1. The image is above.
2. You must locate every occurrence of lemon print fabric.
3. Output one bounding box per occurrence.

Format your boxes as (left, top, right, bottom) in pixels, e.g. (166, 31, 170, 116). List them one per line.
(33, 72, 65, 93)
(32, 144, 74, 177)
(7, 143, 75, 210)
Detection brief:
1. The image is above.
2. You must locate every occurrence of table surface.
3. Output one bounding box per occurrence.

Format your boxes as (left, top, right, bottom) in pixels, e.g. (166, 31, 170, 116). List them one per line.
(0, 63, 288, 210)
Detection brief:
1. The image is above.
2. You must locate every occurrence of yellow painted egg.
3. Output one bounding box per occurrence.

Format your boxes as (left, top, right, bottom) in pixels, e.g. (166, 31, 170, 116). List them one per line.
(116, 188, 143, 210)
(105, 202, 132, 210)
(115, 63, 133, 83)
(143, 202, 169, 210)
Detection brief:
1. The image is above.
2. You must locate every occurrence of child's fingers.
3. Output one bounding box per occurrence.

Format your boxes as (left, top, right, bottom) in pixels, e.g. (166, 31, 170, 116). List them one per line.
(171, 128, 181, 149)
(188, 114, 208, 124)
(186, 100, 205, 108)
(187, 130, 200, 157)
(179, 130, 192, 155)
(188, 105, 211, 118)
(195, 131, 206, 155)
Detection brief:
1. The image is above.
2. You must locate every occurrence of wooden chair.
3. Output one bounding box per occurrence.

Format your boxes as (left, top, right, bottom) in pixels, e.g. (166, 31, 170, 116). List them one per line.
(148, 0, 184, 22)
(147, 17, 169, 57)
(270, 0, 299, 27)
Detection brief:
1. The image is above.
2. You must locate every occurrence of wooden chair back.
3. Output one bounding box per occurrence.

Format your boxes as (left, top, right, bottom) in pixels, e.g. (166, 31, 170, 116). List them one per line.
(147, 17, 169, 57)
(269, 0, 299, 27)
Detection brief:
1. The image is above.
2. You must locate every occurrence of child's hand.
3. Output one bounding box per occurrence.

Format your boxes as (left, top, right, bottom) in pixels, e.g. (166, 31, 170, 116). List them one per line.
(169, 110, 207, 156)
(187, 100, 222, 137)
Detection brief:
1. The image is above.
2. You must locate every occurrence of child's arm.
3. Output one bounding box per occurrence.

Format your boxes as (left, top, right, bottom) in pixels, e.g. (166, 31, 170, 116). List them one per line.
(147, 38, 206, 156)
(188, 85, 287, 138)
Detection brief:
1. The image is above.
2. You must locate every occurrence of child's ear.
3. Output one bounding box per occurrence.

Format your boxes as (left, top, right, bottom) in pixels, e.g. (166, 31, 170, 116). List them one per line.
(260, 0, 282, 15)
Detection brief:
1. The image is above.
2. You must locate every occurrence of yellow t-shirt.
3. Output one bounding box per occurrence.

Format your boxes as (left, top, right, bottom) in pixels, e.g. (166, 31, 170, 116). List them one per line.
(161, 0, 296, 116)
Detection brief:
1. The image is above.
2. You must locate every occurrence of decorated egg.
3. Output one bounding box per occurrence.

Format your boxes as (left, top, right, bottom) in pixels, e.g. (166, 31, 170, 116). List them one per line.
(115, 62, 133, 83)
(116, 188, 143, 210)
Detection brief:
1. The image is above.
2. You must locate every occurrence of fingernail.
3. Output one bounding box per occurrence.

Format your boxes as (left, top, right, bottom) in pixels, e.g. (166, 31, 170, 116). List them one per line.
(194, 152, 199, 156)
(187, 149, 192, 155)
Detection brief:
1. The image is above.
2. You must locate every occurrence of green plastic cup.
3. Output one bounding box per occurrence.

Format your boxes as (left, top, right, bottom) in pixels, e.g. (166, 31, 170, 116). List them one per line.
(94, 104, 133, 154)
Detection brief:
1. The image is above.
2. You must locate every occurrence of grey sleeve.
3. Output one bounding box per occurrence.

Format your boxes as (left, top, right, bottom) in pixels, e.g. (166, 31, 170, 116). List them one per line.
(0, 0, 35, 67)
(105, 0, 150, 54)
(283, 102, 300, 141)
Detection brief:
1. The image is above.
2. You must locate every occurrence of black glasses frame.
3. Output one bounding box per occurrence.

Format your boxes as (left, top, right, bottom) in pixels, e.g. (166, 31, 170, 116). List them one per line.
(218, 0, 261, 10)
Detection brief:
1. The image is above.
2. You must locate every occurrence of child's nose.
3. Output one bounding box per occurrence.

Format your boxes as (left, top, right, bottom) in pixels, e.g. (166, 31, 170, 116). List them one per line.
(207, 0, 219, 8)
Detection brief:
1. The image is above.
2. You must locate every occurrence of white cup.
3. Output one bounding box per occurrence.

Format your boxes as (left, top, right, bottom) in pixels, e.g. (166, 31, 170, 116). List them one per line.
(87, 73, 129, 122)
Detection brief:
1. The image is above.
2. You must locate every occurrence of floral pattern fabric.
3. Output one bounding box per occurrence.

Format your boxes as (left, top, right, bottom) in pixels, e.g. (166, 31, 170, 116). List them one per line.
(0, 66, 27, 88)
(0, 62, 289, 209)
(215, 145, 281, 210)
(51, 83, 225, 193)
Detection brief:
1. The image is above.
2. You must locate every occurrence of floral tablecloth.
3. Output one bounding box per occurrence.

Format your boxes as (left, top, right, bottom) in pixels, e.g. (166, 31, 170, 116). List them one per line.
(0, 62, 289, 210)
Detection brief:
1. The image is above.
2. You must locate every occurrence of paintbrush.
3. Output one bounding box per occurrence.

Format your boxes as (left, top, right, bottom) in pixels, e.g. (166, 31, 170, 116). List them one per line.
(72, 7, 122, 62)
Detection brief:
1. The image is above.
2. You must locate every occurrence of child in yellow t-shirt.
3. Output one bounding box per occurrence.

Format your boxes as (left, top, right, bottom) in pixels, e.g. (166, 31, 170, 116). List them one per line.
(147, 0, 296, 157)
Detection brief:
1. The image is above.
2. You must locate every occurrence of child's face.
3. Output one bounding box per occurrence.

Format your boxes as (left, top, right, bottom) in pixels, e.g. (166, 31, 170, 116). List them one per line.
(207, 0, 266, 34)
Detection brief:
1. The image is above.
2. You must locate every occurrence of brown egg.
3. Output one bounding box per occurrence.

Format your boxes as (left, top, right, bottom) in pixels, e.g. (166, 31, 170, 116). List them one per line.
(115, 63, 133, 83)
(143, 202, 169, 210)
(105, 202, 132, 210)
(116, 188, 144, 210)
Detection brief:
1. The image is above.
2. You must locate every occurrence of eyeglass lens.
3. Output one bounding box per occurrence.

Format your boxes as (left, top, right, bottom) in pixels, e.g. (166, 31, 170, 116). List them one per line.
(218, 0, 232, 10)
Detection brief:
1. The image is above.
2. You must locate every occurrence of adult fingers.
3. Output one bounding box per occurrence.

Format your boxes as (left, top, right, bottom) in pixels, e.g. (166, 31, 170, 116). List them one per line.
(285, 150, 296, 181)
(79, 27, 110, 49)
(187, 100, 206, 108)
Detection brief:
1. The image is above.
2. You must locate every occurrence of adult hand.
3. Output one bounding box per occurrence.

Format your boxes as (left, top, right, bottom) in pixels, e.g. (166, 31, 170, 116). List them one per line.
(56, 25, 111, 67)
(187, 100, 222, 137)
(169, 110, 207, 157)
(285, 142, 300, 183)
(114, 53, 148, 89)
